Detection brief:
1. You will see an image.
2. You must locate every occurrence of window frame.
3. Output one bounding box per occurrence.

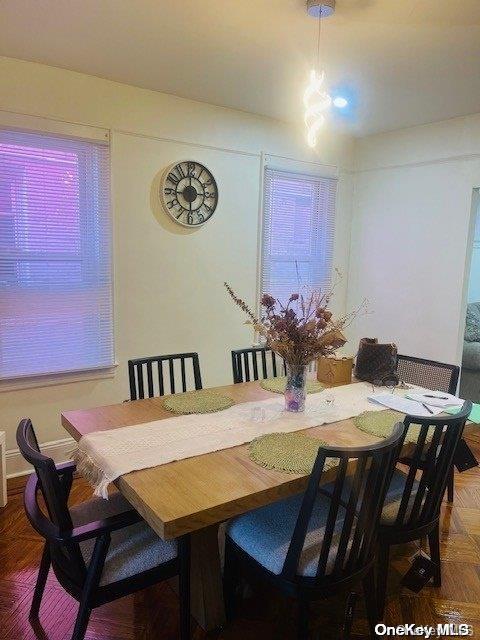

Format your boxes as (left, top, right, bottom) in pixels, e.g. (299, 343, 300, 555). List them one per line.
(0, 125, 116, 390)
(258, 163, 338, 317)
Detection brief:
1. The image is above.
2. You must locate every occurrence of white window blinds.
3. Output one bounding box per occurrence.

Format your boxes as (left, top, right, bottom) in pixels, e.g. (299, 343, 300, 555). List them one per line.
(0, 129, 113, 379)
(261, 167, 337, 302)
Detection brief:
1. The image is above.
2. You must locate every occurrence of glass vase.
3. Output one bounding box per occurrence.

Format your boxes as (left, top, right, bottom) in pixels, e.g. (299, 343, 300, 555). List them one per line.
(284, 364, 307, 412)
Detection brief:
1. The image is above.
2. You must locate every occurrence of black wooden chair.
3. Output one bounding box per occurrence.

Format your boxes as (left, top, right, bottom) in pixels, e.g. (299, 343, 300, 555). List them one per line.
(376, 401, 471, 618)
(396, 354, 461, 502)
(128, 352, 202, 400)
(17, 419, 191, 640)
(223, 423, 407, 639)
(231, 346, 286, 383)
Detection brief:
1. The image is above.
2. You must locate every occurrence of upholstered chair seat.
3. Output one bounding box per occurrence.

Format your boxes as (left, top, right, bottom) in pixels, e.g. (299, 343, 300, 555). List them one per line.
(71, 492, 178, 586)
(227, 489, 347, 577)
(227, 469, 419, 577)
(379, 469, 419, 526)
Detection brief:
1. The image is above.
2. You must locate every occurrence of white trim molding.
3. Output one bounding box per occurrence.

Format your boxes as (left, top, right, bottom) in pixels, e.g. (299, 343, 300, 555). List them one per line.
(0, 109, 110, 143)
(6, 436, 75, 479)
(355, 151, 480, 175)
(263, 153, 339, 178)
(0, 363, 118, 393)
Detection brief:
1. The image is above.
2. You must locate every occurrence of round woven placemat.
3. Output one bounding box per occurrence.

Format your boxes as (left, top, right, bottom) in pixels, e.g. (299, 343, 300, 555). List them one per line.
(248, 432, 336, 475)
(162, 390, 234, 414)
(260, 376, 325, 395)
(352, 409, 426, 442)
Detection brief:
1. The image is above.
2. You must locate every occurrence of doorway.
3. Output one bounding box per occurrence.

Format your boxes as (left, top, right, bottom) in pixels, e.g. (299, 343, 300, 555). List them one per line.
(460, 191, 480, 402)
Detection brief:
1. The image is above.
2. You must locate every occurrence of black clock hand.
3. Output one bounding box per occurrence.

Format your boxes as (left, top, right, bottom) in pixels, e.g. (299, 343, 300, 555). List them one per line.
(189, 174, 192, 218)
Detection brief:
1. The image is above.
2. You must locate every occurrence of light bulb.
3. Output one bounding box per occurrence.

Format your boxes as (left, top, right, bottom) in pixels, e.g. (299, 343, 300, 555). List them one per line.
(333, 96, 348, 108)
(303, 69, 332, 148)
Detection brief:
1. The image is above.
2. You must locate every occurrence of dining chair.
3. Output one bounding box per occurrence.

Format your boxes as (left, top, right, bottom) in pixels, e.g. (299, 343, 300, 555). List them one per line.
(17, 419, 191, 640)
(128, 352, 202, 400)
(396, 354, 461, 502)
(223, 423, 407, 639)
(231, 346, 286, 383)
(396, 354, 459, 396)
(376, 401, 471, 618)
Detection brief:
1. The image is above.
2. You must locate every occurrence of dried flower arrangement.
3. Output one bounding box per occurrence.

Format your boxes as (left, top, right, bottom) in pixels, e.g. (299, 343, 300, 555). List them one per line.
(224, 275, 360, 368)
(225, 272, 366, 411)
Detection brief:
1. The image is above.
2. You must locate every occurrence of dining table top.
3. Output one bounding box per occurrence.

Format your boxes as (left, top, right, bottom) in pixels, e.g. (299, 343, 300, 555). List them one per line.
(61, 379, 390, 540)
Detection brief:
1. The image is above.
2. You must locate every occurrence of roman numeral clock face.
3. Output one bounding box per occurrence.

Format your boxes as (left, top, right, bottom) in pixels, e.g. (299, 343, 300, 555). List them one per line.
(161, 161, 218, 227)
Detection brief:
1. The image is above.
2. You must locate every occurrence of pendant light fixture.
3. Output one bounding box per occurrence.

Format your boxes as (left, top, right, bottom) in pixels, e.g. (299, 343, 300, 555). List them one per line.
(303, 1, 335, 148)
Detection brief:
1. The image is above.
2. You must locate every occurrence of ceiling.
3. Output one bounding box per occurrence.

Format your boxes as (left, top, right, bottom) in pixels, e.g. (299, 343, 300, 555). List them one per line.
(1, 0, 480, 136)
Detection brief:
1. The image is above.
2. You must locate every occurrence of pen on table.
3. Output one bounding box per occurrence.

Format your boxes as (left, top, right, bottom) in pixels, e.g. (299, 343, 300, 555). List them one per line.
(424, 394, 448, 400)
(422, 402, 434, 414)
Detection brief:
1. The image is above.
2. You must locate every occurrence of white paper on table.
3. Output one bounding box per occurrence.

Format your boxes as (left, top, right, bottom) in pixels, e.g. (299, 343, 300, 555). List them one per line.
(368, 394, 444, 416)
(406, 391, 463, 409)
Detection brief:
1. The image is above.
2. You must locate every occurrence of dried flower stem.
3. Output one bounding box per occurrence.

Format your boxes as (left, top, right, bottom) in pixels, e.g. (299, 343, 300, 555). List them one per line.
(224, 282, 259, 324)
(224, 275, 363, 368)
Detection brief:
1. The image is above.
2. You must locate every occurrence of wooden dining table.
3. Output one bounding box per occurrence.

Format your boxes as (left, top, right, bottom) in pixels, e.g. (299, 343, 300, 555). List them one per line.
(61, 379, 391, 631)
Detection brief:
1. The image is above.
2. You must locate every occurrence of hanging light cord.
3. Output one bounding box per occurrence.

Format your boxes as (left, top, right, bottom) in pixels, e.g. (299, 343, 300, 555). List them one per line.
(303, 3, 331, 148)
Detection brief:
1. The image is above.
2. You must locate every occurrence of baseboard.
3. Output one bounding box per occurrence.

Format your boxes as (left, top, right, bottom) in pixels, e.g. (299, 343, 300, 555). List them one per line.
(6, 436, 75, 479)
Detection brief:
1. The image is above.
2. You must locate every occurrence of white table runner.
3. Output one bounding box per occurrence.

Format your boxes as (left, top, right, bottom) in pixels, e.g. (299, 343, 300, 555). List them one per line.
(72, 382, 409, 498)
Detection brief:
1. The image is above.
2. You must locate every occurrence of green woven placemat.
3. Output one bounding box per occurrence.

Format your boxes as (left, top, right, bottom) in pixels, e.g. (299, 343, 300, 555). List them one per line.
(260, 376, 325, 395)
(248, 432, 336, 475)
(162, 390, 234, 414)
(353, 410, 402, 438)
(353, 409, 426, 444)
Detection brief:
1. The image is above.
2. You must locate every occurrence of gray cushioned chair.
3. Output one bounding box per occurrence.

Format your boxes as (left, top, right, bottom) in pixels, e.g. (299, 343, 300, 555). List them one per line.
(376, 403, 471, 618)
(71, 493, 178, 587)
(17, 418, 190, 640)
(224, 423, 407, 640)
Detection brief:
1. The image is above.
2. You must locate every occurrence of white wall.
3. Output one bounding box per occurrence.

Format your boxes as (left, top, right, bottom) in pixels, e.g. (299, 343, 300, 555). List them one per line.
(0, 57, 355, 466)
(348, 114, 480, 365)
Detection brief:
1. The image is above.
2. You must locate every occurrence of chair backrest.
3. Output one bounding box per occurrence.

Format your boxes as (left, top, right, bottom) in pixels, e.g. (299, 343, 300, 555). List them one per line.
(128, 352, 202, 400)
(384, 401, 471, 531)
(396, 354, 459, 395)
(281, 422, 407, 584)
(231, 346, 286, 383)
(16, 419, 86, 584)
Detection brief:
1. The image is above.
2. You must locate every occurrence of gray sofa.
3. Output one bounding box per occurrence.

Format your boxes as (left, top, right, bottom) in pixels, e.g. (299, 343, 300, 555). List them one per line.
(460, 302, 480, 402)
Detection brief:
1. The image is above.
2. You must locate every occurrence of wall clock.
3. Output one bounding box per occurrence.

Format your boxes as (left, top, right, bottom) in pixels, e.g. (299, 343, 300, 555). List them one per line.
(160, 161, 218, 227)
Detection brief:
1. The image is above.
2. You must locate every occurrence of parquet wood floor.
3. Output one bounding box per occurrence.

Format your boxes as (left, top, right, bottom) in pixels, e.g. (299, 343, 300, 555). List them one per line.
(1, 433, 480, 640)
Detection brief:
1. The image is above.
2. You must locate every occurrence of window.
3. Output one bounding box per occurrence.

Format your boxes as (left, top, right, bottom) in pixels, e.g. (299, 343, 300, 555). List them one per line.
(260, 167, 337, 302)
(0, 129, 113, 380)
